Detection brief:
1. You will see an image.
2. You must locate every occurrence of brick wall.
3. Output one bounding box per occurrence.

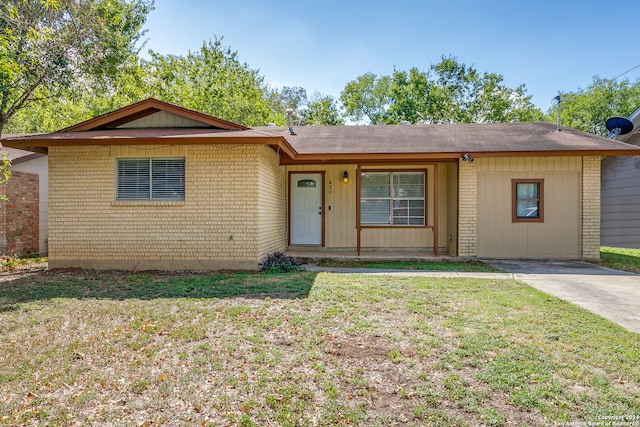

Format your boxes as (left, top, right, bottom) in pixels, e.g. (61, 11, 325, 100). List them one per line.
(48, 144, 284, 271)
(457, 161, 477, 257)
(0, 171, 39, 256)
(257, 146, 286, 261)
(582, 156, 601, 260)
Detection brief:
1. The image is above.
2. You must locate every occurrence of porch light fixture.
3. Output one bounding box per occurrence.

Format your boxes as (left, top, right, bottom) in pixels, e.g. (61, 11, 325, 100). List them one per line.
(342, 171, 349, 184)
(461, 153, 474, 163)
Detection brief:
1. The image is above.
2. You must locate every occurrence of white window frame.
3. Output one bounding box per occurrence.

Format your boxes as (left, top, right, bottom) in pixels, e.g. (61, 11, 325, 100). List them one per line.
(360, 171, 426, 226)
(116, 157, 185, 201)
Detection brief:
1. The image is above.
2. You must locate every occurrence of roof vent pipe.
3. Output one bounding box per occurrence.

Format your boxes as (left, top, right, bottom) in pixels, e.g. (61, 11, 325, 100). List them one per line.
(286, 108, 296, 135)
(552, 95, 562, 132)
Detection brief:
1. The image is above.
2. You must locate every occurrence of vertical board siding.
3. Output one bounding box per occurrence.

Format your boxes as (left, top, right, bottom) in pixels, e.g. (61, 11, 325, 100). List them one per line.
(446, 163, 458, 256)
(601, 155, 640, 248)
(117, 111, 212, 128)
(476, 157, 581, 258)
(286, 163, 454, 252)
(287, 164, 357, 248)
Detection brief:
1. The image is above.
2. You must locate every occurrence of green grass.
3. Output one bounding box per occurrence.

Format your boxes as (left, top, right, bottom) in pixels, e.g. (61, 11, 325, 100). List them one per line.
(318, 259, 501, 272)
(0, 267, 638, 425)
(595, 246, 640, 274)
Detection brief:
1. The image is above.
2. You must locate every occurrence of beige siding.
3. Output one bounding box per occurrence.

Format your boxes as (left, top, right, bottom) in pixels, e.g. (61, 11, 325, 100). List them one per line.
(287, 163, 455, 253)
(446, 162, 458, 256)
(257, 146, 287, 260)
(476, 157, 581, 258)
(48, 144, 279, 270)
(117, 111, 211, 128)
(286, 164, 357, 248)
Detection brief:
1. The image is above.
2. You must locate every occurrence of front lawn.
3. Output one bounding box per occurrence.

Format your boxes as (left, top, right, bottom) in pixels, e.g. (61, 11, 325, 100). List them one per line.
(595, 246, 640, 274)
(0, 267, 638, 426)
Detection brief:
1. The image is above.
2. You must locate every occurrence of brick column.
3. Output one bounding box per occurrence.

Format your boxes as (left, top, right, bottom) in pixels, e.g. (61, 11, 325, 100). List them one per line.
(582, 156, 600, 260)
(458, 161, 477, 257)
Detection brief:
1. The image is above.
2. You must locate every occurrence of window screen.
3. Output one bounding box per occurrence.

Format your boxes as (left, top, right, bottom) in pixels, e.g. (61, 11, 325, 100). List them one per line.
(361, 172, 425, 226)
(117, 158, 185, 201)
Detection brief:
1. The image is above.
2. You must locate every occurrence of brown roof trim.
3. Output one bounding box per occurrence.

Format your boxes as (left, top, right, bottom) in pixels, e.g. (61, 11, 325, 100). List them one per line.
(11, 152, 45, 164)
(58, 98, 250, 132)
(280, 148, 640, 164)
(2, 135, 298, 160)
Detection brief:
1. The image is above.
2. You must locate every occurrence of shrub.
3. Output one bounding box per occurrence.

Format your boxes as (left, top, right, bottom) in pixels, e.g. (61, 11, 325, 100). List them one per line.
(261, 252, 302, 273)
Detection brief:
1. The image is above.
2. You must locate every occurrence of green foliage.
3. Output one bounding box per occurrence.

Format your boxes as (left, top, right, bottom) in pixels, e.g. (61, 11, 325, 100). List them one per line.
(266, 86, 308, 125)
(547, 77, 640, 135)
(0, 0, 154, 134)
(340, 72, 391, 124)
(301, 92, 343, 125)
(260, 252, 302, 274)
(341, 57, 543, 125)
(0, 152, 10, 200)
(7, 37, 280, 132)
(144, 38, 276, 126)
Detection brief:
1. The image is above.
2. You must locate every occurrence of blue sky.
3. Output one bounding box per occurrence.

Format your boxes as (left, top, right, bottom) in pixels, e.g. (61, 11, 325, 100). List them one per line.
(143, 0, 640, 111)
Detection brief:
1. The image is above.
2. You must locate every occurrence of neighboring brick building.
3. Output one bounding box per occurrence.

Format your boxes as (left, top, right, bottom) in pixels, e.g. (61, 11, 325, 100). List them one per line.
(0, 171, 39, 256)
(0, 147, 46, 257)
(3, 99, 639, 270)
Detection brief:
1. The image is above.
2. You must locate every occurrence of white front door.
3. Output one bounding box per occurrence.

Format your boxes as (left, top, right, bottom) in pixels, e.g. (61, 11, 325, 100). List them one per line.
(290, 173, 323, 245)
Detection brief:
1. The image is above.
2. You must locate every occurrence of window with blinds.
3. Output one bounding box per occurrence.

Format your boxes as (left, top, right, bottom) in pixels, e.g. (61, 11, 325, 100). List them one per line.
(117, 158, 185, 201)
(360, 171, 425, 226)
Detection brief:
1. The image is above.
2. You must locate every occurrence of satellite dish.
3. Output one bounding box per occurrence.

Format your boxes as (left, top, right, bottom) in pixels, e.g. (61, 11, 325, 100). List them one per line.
(606, 117, 634, 136)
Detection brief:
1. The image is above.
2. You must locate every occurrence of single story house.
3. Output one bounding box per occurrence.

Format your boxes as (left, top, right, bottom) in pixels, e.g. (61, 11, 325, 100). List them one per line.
(0, 146, 48, 256)
(3, 98, 639, 270)
(601, 106, 640, 248)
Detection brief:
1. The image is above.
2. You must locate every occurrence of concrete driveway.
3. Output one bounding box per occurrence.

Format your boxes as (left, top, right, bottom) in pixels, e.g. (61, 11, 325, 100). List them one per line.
(484, 260, 640, 334)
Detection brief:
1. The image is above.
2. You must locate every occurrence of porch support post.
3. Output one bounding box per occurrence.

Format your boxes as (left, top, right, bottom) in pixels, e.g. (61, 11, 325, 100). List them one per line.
(356, 164, 361, 255)
(433, 163, 439, 256)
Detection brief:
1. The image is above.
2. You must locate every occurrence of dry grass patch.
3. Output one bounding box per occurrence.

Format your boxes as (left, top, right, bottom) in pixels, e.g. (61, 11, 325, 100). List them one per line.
(0, 265, 638, 426)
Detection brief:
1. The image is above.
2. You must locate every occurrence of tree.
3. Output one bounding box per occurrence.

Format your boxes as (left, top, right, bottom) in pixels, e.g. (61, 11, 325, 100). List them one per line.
(144, 38, 276, 126)
(428, 56, 543, 123)
(387, 67, 432, 124)
(301, 92, 343, 125)
(5, 56, 149, 133)
(266, 86, 307, 125)
(0, 0, 154, 136)
(549, 76, 640, 135)
(340, 73, 391, 124)
(340, 57, 543, 125)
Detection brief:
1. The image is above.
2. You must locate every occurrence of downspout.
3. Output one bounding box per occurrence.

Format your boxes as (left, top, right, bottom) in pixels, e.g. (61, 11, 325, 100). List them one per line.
(356, 164, 361, 256)
(433, 163, 439, 256)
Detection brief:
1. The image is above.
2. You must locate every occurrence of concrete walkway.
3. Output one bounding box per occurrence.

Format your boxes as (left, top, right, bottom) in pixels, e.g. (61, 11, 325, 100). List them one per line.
(304, 260, 640, 334)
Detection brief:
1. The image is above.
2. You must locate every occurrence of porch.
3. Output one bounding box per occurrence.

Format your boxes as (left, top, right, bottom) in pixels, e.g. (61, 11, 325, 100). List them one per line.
(285, 247, 458, 263)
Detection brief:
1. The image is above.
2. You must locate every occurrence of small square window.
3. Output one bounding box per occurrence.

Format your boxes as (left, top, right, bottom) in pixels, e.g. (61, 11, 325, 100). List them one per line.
(512, 179, 544, 222)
